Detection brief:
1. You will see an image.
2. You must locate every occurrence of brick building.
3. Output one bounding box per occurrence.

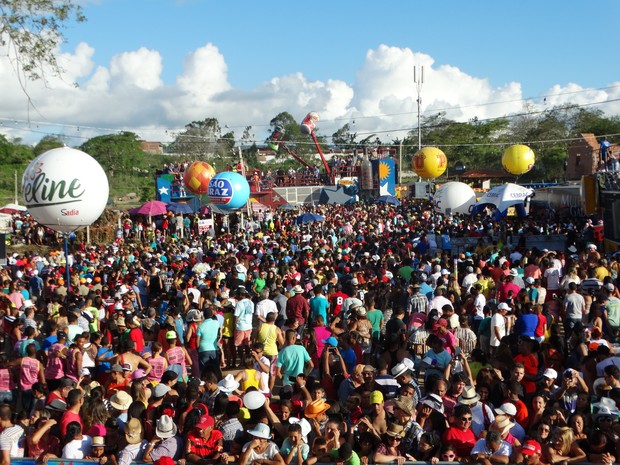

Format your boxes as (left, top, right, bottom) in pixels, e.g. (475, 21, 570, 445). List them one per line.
(566, 133, 619, 180)
(140, 141, 164, 155)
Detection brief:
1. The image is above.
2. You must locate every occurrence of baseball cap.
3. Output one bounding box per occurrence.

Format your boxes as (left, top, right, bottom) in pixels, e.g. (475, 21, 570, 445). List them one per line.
(433, 319, 448, 330)
(195, 414, 215, 429)
(520, 440, 542, 456)
(498, 302, 510, 311)
(494, 403, 517, 416)
(165, 330, 177, 340)
(543, 368, 557, 380)
(369, 390, 384, 405)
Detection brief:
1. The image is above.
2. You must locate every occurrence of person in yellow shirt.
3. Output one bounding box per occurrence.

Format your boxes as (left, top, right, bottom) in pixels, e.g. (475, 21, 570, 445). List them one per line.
(594, 259, 611, 281)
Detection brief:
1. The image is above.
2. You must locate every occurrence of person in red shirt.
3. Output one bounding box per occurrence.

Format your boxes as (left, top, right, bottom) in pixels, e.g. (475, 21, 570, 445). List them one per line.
(126, 316, 145, 353)
(286, 286, 310, 328)
(59, 388, 84, 436)
(513, 340, 539, 395)
(329, 284, 349, 317)
(504, 380, 528, 428)
(185, 414, 224, 464)
(442, 404, 478, 460)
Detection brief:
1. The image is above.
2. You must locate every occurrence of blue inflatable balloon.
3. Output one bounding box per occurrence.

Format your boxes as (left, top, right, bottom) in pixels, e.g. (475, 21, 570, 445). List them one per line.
(208, 172, 250, 209)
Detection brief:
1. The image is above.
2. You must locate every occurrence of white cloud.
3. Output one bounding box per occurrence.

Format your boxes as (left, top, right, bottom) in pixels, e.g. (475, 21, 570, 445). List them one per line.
(0, 41, 615, 147)
(109, 47, 163, 91)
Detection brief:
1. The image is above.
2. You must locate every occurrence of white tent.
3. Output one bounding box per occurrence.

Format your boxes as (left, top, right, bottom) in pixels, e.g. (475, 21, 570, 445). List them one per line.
(475, 183, 534, 212)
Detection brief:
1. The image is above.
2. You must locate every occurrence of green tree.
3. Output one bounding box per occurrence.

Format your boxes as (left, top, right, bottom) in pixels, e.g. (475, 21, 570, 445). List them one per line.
(0, 0, 85, 81)
(0, 134, 34, 164)
(33, 135, 64, 156)
(170, 118, 226, 159)
(331, 123, 358, 150)
(80, 132, 143, 176)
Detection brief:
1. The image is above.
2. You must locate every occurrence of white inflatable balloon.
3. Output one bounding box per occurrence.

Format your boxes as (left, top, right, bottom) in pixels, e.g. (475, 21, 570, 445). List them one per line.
(433, 182, 477, 215)
(22, 147, 109, 233)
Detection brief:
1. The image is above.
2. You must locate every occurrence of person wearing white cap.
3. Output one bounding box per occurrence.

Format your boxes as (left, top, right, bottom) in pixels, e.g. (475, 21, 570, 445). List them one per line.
(494, 402, 526, 442)
(239, 423, 284, 465)
(541, 368, 559, 393)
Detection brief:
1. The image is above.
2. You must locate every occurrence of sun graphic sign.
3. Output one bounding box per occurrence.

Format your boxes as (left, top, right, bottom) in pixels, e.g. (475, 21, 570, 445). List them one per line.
(372, 159, 396, 196)
(378, 161, 391, 181)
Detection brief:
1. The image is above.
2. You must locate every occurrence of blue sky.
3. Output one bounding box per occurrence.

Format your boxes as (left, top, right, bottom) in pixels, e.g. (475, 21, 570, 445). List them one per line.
(1, 0, 619, 144)
(72, 0, 617, 95)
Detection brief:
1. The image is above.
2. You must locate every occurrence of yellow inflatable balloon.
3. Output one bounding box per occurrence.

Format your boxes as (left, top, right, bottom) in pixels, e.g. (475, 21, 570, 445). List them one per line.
(502, 144, 535, 175)
(411, 147, 448, 178)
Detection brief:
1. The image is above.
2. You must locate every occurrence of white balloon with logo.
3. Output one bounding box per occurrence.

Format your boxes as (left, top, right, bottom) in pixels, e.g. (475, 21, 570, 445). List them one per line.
(433, 182, 477, 215)
(22, 147, 109, 233)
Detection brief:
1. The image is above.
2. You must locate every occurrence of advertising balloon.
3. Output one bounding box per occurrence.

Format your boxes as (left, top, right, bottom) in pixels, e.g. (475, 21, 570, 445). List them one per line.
(411, 147, 447, 178)
(502, 144, 535, 175)
(300, 112, 319, 135)
(207, 172, 250, 209)
(433, 182, 476, 215)
(183, 161, 216, 195)
(22, 147, 109, 233)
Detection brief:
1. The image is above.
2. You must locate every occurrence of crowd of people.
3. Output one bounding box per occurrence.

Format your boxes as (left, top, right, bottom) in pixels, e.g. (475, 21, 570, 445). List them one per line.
(0, 194, 617, 465)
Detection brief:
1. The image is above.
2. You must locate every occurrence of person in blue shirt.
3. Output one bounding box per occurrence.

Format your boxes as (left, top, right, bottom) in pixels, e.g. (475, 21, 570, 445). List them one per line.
(309, 285, 329, 324)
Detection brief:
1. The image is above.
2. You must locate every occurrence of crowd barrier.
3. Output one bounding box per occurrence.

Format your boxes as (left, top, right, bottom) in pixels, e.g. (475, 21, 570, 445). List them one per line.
(8, 459, 602, 465)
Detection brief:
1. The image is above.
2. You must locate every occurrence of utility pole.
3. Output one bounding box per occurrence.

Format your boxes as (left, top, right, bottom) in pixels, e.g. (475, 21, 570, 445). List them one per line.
(414, 65, 424, 151)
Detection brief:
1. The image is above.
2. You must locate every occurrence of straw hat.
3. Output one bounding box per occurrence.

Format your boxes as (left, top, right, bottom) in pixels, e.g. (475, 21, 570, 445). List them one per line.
(110, 391, 133, 410)
(156, 414, 178, 439)
(385, 423, 405, 438)
(125, 418, 143, 444)
(457, 385, 480, 405)
(217, 374, 240, 393)
(492, 414, 515, 434)
(304, 399, 331, 418)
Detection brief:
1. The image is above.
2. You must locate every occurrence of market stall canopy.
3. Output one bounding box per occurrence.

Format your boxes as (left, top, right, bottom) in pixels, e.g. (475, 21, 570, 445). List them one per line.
(295, 212, 325, 225)
(472, 183, 534, 214)
(376, 195, 401, 206)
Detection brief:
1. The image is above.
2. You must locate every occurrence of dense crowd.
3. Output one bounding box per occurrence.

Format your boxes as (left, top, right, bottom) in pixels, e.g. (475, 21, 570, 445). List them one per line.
(0, 196, 617, 465)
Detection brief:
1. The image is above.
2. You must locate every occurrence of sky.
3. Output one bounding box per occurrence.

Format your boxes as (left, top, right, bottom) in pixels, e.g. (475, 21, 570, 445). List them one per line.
(1, 0, 620, 147)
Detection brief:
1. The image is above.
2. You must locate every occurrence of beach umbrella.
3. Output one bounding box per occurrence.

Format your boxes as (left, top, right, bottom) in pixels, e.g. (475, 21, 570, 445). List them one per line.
(135, 200, 168, 216)
(167, 202, 194, 214)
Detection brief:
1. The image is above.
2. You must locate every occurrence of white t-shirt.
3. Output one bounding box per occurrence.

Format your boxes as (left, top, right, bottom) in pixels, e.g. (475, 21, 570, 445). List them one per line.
(62, 435, 92, 459)
(544, 268, 561, 291)
(471, 438, 512, 458)
(490, 313, 506, 347)
(242, 441, 280, 462)
(256, 299, 278, 321)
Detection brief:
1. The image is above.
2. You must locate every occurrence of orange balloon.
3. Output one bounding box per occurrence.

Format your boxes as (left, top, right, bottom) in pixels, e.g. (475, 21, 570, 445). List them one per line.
(184, 161, 216, 195)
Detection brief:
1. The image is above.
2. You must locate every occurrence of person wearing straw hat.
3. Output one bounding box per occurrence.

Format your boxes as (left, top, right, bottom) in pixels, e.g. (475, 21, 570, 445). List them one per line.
(285, 285, 310, 335)
(118, 418, 148, 465)
(144, 414, 182, 462)
(239, 423, 285, 465)
(374, 423, 412, 464)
